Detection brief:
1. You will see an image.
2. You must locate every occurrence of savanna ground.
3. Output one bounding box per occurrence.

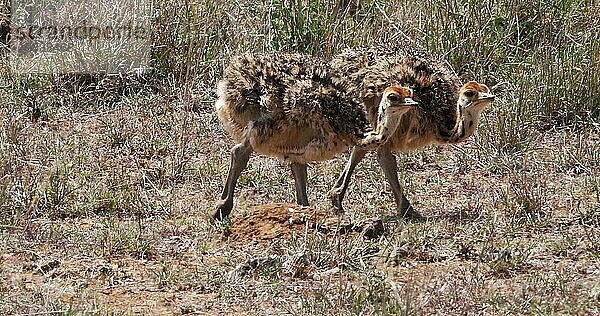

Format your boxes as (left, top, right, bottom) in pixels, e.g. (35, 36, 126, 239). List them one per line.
(1, 0, 600, 314)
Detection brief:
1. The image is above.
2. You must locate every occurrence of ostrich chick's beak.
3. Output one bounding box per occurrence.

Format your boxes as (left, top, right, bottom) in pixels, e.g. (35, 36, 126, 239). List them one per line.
(401, 97, 419, 106)
(468, 92, 495, 109)
(478, 92, 495, 102)
(389, 97, 418, 107)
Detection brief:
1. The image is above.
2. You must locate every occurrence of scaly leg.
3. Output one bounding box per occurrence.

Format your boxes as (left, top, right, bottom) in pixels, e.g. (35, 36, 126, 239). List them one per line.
(214, 141, 253, 220)
(376, 147, 423, 220)
(328, 147, 367, 212)
(290, 162, 309, 206)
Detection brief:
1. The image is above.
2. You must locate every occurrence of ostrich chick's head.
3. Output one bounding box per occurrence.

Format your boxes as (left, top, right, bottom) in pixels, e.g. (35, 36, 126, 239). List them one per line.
(458, 81, 495, 109)
(360, 85, 418, 149)
(381, 86, 419, 115)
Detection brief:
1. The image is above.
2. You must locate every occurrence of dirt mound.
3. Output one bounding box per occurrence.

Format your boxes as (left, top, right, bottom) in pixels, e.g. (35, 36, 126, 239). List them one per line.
(226, 203, 383, 242)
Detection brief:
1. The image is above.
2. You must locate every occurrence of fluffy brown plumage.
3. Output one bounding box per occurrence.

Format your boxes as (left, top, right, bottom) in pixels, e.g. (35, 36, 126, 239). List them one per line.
(216, 53, 372, 163)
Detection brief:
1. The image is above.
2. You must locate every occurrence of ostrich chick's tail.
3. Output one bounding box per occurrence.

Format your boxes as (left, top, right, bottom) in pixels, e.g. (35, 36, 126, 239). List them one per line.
(216, 55, 274, 142)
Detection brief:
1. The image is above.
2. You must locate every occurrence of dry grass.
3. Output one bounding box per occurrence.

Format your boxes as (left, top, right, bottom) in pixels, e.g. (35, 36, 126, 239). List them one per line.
(1, 0, 600, 315)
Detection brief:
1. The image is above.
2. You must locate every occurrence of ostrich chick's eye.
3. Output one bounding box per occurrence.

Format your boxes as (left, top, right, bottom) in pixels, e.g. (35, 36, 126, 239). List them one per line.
(387, 93, 400, 102)
(463, 91, 476, 98)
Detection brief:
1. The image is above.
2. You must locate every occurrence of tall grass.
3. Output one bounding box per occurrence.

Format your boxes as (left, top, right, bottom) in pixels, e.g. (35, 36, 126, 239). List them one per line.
(150, 0, 391, 84)
(3, 0, 598, 131)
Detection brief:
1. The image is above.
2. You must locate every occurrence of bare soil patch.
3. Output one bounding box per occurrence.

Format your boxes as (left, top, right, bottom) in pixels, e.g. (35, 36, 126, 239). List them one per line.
(226, 203, 384, 242)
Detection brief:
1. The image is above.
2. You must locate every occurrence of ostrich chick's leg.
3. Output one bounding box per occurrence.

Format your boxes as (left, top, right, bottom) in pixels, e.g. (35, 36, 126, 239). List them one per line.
(290, 162, 309, 206)
(214, 141, 253, 221)
(376, 147, 423, 220)
(328, 147, 367, 212)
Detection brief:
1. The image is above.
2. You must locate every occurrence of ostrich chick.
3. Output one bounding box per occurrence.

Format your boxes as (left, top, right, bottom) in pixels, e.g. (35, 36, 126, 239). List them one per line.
(330, 79, 495, 219)
(328, 44, 496, 218)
